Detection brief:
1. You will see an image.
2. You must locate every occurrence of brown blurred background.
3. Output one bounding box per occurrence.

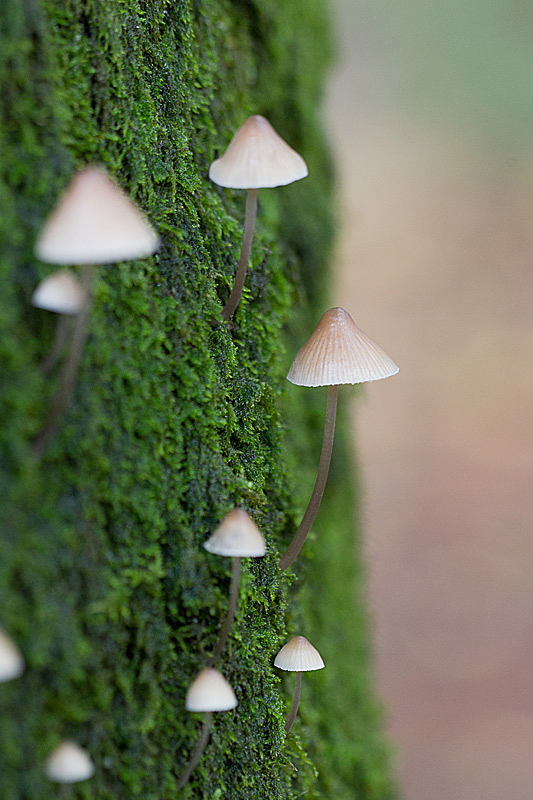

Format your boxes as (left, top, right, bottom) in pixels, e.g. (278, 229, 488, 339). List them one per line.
(324, 1, 533, 798)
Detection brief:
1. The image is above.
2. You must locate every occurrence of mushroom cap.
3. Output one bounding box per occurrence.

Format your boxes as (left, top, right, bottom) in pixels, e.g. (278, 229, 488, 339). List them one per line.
(185, 668, 238, 712)
(274, 635, 325, 672)
(204, 508, 266, 558)
(287, 307, 399, 387)
(45, 741, 95, 783)
(0, 629, 24, 683)
(31, 270, 85, 315)
(34, 166, 160, 265)
(209, 115, 308, 189)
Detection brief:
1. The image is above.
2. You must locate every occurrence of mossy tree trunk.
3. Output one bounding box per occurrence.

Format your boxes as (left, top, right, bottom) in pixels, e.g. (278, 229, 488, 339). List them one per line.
(0, 1, 396, 798)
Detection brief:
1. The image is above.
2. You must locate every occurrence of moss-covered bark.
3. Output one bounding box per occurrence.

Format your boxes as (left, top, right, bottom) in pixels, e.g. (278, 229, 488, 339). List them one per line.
(0, 1, 395, 798)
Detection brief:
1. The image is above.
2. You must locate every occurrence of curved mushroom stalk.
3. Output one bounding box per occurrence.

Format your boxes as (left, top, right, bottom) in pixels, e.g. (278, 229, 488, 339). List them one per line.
(278, 385, 338, 570)
(284, 671, 302, 733)
(221, 189, 258, 320)
(176, 711, 212, 791)
(278, 307, 399, 570)
(208, 556, 241, 667)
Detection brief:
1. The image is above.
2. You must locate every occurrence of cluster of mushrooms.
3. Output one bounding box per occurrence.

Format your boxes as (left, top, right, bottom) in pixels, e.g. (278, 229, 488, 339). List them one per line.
(2, 115, 398, 788)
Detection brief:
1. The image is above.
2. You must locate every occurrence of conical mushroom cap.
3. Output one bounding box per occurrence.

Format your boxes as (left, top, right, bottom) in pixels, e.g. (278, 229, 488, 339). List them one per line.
(0, 629, 24, 683)
(31, 270, 85, 315)
(204, 508, 266, 558)
(185, 668, 238, 712)
(45, 741, 95, 783)
(274, 635, 325, 672)
(34, 166, 160, 265)
(209, 115, 308, 189)
(287, 307, 399, 387)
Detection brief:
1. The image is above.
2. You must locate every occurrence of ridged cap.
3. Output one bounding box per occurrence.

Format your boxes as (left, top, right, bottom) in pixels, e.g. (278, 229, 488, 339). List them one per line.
(45, 741, 95, 783)
(204, 509, 266, 558)
(287, 307, 399, 387)
(31, 270, 85, 315)
(185, 668, 238, 712)
(0, 629, 24, 683)
(209, 115, 308, 189)
(34, 166, 160, 264)
(274, 636, 325, 672)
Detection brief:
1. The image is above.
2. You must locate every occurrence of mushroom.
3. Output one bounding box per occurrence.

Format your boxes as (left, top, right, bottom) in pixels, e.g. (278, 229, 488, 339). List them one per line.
(176, 668, 237, 789)
(32, 166, 160, 455)
(0, 628, 25, 683)
(45, 741, 95, 783)
(278, 307, 399, 570)
(204, 508, 265, 665)
(209, 115, 307, 320)
(274, 635, 324, 733)
(31, 269, 86, 373)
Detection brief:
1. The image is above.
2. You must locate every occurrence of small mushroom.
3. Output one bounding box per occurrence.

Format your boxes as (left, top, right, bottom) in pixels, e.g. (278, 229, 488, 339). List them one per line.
(209, 115, 307, 319)
(274, 635, 324, 733)
(176, 668, 237, 789)
(32, 166, 160, 455)
(204, 508, 265, 665)
(32, 269, 86, 373)
(278, 307, 398, 570)
(0, 628, 25, 683)
(45, 741, 95, 783)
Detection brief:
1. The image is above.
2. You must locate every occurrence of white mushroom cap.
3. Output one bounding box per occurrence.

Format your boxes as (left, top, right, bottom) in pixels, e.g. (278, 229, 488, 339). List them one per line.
(45, 741, 95, 783)
(287, 307, 399, 387)
(34, 166, 160, 265)
(204, 508, 266, 558)
(185, 668, 238, 712)
(274, 635, 325, 672)
(0, 629, 24, 683)
(31, 270, 85, 315)
(209, 115, 308, 189)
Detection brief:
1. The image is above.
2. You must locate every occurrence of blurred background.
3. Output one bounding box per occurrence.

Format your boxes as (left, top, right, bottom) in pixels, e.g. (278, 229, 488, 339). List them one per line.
(324, 1, 533, 799)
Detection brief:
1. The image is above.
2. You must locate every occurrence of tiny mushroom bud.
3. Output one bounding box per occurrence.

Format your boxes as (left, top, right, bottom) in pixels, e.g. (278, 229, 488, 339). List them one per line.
(209, 115, 307, 320)
(45, 741, 95, 783)
(32, 270, 85, 316)
(274, 635, 324, 733)
(176, 668, 237, 789)
(204, 508, 265, 665)
(278, 307, 398, 570)
(32, 166, 160, 456)
(0, 628, 25, 683)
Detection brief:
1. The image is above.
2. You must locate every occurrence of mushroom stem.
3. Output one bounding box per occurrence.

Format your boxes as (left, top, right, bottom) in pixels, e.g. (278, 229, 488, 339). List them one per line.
(279, 384, 338, 570)
(221, 188, 258, 320)
(32, 265, 94, 457)
(285, 671, 302, 733)
(208, 556, 241, 666)
(176, 711, 213, 790)
(40, 315, 72, 374)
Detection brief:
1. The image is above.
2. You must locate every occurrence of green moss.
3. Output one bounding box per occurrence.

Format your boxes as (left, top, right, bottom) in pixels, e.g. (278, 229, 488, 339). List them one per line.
(0, 1, 395, 798)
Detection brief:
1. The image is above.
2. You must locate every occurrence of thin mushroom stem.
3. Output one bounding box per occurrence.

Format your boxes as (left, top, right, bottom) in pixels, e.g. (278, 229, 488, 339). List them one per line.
(176, 711, 213, 791)
(285, 672, 302, 733)
(221, 188, 258, 320)
(32, 265, 94, 457)
(208, 557, 241, 666)
(279, 384, 338, 570)
(40, 315, 72, 374)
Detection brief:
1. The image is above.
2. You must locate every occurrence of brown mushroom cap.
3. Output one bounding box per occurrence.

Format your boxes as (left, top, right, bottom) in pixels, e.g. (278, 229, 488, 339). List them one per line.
(204, 508, 266, 558)
(287, 307, 399, 387)
(31, 270, 85, 315)
(185, 668, 238, 712)
(274, 635, 325, 672)
(45, 741, 95, 783)
(34, 166, 160, 265)
(209, 115, 308, 189)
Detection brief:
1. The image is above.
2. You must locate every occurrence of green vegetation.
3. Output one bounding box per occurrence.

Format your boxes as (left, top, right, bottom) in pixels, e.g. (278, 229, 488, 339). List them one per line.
(0, 1, 395, 798)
